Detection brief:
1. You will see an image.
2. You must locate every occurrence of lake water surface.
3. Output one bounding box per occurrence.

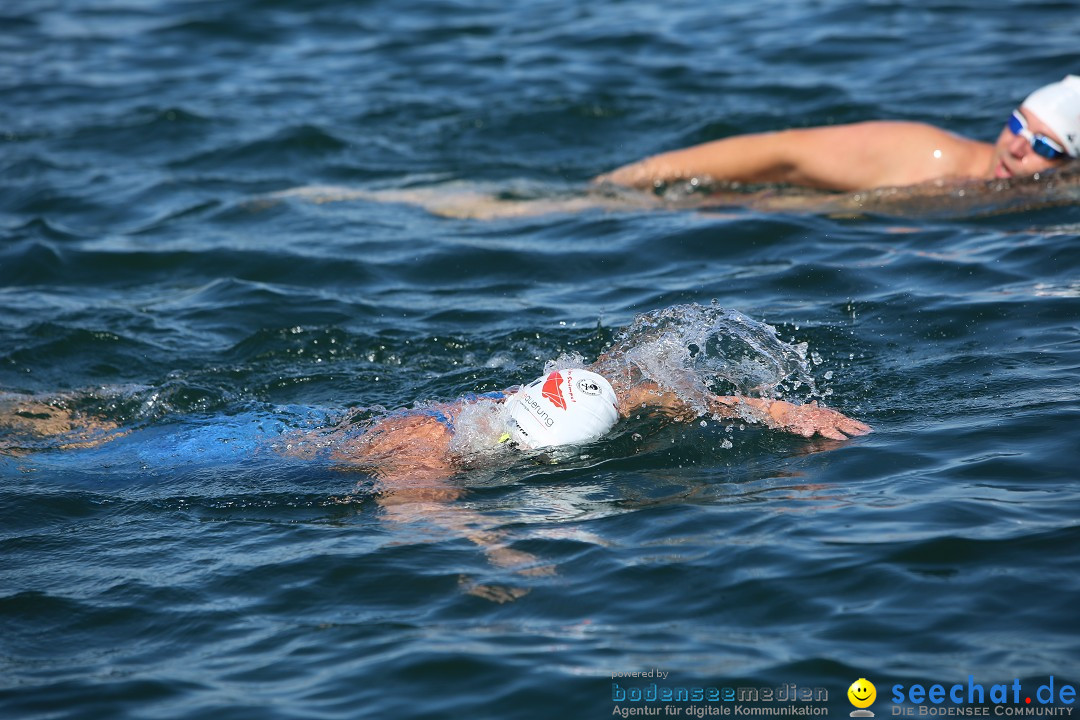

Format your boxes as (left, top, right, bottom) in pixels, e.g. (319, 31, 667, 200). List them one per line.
(1, 1, 1078, 718)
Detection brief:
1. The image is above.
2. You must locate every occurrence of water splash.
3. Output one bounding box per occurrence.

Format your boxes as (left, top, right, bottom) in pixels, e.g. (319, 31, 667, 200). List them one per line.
(447, 396, 509, 458)
(542, 351, 589, 375)
(597, 303, 814, 416)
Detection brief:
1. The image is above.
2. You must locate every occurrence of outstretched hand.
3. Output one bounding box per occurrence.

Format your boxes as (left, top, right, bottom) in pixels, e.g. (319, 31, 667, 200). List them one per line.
(713, 396, 871, 440)
(760, 399, 871, 440)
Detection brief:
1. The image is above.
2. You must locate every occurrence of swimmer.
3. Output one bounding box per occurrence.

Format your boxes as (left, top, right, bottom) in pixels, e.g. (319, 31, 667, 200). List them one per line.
(271, 76, 1080, 221)
(338, 357, 870, 489)
(327, 356, 867, 587)
(597, 75, 1080, 193)
(0, 362, 868, 594)
(1, 306, 870, 595)
(1, 307, 870, 483)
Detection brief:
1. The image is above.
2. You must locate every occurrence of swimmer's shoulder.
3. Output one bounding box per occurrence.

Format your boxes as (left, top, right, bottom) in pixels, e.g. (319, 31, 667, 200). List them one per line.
(805, 121, 992, 187)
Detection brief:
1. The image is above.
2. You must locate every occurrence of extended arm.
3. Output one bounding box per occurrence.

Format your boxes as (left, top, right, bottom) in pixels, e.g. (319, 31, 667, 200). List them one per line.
(614, 380, 869, 440)
(711, 395, 870, 440)
(596, 121, 991, 193)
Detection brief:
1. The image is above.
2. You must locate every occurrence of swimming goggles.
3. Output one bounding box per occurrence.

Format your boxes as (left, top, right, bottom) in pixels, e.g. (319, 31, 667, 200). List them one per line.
(1008, 110, 1067, 160)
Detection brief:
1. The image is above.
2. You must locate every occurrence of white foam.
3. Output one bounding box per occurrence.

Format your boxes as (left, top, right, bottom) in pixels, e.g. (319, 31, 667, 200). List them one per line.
(597, 302, 815, 416)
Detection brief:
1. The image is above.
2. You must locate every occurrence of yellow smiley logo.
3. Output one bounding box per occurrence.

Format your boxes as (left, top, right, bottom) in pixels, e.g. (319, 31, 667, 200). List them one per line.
(848, 678, 877, 709)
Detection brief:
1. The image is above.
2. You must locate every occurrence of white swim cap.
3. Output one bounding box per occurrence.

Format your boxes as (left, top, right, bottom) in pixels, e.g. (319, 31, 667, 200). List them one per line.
(1021, 75, 1080, 157)
(504, 369, 619, 449)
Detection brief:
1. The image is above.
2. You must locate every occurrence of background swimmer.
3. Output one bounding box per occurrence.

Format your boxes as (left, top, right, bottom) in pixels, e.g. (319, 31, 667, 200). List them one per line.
(597, 75, 1080, 192)
(273, 76, 1080, 222)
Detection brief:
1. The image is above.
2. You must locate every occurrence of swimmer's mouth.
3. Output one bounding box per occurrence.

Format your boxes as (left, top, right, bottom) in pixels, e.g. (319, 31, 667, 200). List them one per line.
(995, 162, 1013, 179)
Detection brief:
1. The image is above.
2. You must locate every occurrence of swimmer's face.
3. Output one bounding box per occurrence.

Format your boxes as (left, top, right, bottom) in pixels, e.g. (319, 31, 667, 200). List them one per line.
(990, 107, 1069, 180)
(847, 679, 876, 709)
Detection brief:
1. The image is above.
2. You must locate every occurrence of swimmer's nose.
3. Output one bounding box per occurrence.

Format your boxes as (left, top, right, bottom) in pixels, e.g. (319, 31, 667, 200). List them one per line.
(1006, 132, 1029, 159)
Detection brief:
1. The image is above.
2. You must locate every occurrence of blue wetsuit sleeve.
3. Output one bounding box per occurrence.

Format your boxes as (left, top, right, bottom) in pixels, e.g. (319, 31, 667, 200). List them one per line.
(8, 408, 334, 475)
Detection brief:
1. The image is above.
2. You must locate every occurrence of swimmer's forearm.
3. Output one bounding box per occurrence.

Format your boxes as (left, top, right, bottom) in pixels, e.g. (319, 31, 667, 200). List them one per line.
(597, 132, 791, 189)
(711, 396, 787, 425)
(711, 395, 871, 440)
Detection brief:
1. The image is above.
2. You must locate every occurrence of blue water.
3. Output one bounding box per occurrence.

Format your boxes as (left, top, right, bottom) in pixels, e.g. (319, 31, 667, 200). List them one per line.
(2, 1, 1079, 718)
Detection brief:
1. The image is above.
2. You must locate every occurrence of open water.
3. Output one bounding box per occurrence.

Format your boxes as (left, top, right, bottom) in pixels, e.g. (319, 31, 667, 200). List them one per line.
(1, 1, 1079, 718)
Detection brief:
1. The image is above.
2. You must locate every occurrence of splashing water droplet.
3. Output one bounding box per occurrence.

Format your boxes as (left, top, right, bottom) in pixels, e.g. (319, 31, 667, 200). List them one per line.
(597, 304, 815, 415)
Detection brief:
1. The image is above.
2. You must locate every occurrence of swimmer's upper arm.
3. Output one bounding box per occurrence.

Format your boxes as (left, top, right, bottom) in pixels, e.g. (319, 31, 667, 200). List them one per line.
(336, 412, 455, 474)
(777, 121, 982, 191)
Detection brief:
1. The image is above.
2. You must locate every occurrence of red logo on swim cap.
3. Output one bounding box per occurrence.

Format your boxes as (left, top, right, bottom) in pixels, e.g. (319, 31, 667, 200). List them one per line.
(542, 371, 568, 410)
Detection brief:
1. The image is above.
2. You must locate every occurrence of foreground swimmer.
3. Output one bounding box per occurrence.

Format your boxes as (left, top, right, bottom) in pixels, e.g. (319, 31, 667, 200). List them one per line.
(598, 75, 1080, 192)
(1, 306, 870, 482)
(340, 364, 869, 489)
(1, 363, 865, 594)
(1, 306, 870, 596)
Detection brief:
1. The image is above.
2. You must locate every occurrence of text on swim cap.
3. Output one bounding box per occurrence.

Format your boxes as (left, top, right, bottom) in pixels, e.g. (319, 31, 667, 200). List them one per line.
(520, 392, 556, 427)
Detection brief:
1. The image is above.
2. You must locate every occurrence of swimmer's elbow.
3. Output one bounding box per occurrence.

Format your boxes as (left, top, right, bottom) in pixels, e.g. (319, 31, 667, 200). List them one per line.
(595, 160, 660, 189)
